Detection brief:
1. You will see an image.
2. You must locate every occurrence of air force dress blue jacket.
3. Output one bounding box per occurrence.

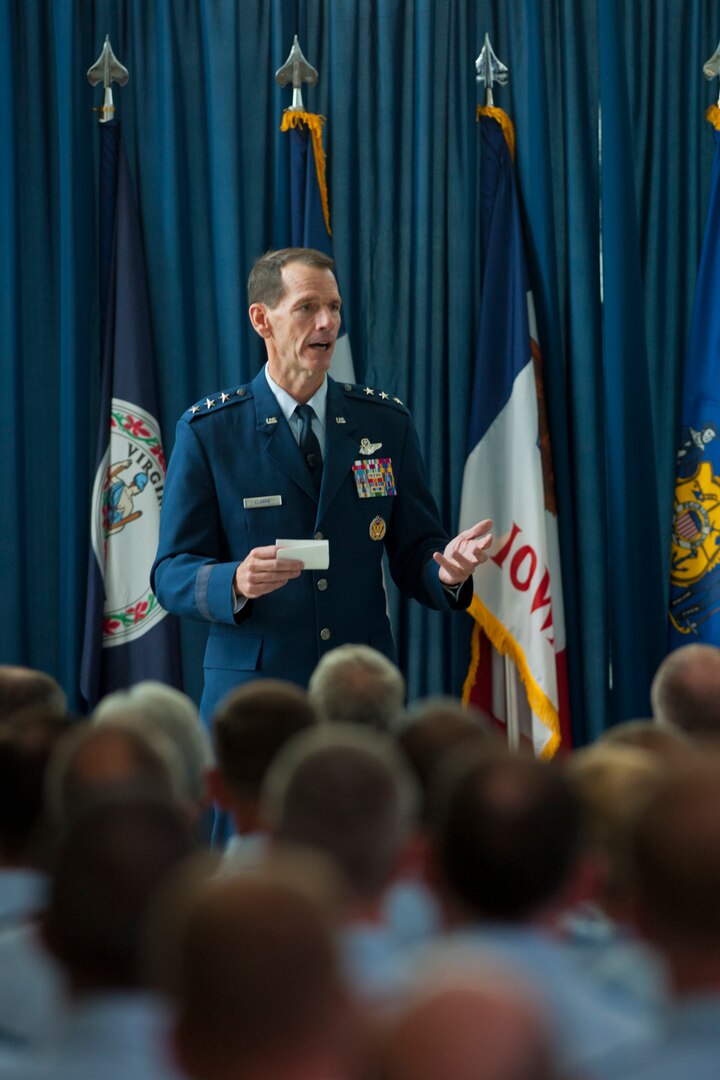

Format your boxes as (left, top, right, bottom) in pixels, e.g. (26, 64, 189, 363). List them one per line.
(151, 369, 471, 721)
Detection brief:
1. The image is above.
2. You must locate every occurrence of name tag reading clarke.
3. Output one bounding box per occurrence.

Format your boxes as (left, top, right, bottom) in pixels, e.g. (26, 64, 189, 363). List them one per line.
(243, 495, 283, 509)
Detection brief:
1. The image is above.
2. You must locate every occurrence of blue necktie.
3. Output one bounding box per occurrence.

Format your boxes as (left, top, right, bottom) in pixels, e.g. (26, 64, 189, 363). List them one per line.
(296, 403, 323, 490)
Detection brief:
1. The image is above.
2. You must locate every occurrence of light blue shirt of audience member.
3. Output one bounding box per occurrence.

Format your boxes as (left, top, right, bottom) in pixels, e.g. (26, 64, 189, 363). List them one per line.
(441, 924, 658, 1078)
(340, 921, 413, 1003)
(382, 878, 441, 946)
(561, 904, 669, 1019)
(2, 992, 184, 1080)
(0, 869, 66, 1051)
(602, 995, 720, 1080)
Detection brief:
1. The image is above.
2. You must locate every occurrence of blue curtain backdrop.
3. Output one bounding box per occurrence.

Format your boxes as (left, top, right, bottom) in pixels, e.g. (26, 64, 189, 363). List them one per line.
(1, 0, 718, 742)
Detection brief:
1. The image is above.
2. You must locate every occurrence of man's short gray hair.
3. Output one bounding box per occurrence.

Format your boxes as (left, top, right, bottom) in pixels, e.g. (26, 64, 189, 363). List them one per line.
(308, 645, 405, 731)
(92, 681, 212, 806)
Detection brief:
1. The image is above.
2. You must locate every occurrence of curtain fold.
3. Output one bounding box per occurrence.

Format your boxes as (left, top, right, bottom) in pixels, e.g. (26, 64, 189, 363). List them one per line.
(0, 0, 714, 740)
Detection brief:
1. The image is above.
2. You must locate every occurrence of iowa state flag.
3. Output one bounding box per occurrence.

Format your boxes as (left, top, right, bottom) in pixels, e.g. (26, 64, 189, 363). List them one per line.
(460, 107, 569, 758)
(80, 119, 181, 708)
(668, 107, 720, 647)
(281, 108, 355, 383)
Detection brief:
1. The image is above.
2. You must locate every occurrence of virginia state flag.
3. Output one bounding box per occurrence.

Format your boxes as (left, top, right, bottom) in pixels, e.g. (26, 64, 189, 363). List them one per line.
(460, 107, 570, 758)
(80, 119, 181, 708)
(668, 108, 720, 647)
(281, 109, 355, 383)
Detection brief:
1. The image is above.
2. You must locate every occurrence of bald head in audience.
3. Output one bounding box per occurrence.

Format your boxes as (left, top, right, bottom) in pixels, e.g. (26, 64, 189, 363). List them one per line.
(651, 643, 720, 739)
(170, 871, 356, 1080)
(381, 973, 558, 1080)
(308, 645, 406, 731)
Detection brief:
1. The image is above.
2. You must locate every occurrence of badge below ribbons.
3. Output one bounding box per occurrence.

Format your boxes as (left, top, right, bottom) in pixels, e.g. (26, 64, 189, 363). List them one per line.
(352, 458, 397, 499)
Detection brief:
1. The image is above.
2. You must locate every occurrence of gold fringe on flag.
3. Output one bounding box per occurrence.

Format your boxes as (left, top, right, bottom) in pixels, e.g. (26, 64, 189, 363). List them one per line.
(280, 109, 332, 236)
(706, 103, 720, 131)
(477, 105, 516, 161)
(462, 595, 561, 760)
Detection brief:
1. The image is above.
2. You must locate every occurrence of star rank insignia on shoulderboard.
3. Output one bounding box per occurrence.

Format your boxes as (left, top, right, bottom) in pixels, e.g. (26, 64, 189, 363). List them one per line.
(185, 384, 254, 421)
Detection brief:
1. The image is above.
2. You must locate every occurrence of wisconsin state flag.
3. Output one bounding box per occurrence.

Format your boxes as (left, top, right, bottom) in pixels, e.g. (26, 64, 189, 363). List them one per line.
(668, 106, 720, 647)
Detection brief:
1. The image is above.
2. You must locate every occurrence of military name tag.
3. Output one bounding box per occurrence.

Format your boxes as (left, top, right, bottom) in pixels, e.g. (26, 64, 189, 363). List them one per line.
(243, 495, 283, 509)
(352, 458, 397, 499)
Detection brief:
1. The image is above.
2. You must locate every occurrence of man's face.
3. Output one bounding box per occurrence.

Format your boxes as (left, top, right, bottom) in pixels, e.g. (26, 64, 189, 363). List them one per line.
(252, 262, 342, 389)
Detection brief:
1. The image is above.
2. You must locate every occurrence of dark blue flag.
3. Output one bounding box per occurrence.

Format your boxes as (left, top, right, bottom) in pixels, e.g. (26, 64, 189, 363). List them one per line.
(669, 111, 720, 647)
(80, 119, 182, 707)
(281, 109, 355, 383)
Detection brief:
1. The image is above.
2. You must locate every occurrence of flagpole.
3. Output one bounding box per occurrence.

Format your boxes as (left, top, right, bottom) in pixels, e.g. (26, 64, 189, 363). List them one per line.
(475, 35, 522, 753)
(81, 36, 183, 707)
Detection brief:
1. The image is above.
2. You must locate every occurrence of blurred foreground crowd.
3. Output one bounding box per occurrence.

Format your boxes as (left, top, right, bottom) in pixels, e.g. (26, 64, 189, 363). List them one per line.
(1, 642, 719, 1080)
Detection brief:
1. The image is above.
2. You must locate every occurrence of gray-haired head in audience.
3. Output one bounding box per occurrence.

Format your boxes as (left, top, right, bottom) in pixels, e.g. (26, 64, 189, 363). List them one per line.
(308, 645, 406, 731)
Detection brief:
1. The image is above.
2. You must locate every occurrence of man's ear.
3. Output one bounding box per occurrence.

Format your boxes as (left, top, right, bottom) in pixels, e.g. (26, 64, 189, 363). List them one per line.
(249, 302, 272, 339)
(206, 767, 234, 812)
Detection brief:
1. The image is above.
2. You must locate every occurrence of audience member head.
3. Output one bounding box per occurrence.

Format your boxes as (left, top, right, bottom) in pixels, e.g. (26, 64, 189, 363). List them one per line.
(92, 681, 212, 818)
(632, 755, 720, 984)
(380, 970, 558, 1080)
(210, 680, 318, 832)
(599, 717, 690, 760)
(396, 697, 496, 823)
(651, 644, 720, 738)
(169, 867, 355, 1080)
(43, 796, 193, 994)
(0, 666, 67, 724)
(565, 742, 664, 915)
(0, 707, 69, 868)
(430, 749, 586, 925)
(45, 721, 179, 827)
(263, 724, 419, 907)
(308, 645, 406, 731)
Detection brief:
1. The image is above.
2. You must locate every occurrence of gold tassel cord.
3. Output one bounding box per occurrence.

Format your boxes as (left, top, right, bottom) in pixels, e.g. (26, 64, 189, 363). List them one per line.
(280, 110, 332, 236)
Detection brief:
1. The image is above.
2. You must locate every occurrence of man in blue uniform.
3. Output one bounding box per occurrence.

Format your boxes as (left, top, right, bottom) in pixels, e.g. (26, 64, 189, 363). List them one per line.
(151, 248, 492, 722)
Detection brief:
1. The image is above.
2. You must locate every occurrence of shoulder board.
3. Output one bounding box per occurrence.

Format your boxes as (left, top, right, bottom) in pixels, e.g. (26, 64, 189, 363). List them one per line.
(185, 384, 253, 421)
(340, 382, 408, 413)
